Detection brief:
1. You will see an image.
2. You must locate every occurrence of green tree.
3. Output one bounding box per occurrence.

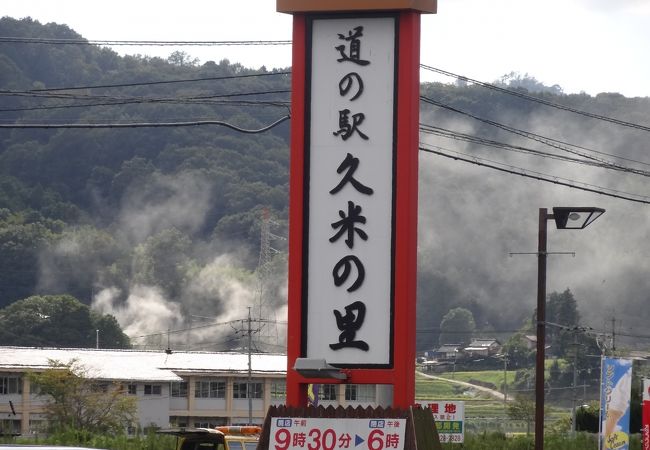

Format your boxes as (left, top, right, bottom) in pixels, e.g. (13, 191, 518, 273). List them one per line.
(90, 312, 131, 349)
(0, 217, 58, 308)
(132, 228, 192, 300)
(439, 307, 475, 346)
(167, 50, 199, 67)
(38, 226, 124, 303)
(575, 402, 599, 433)
(29, 359, 136, 433)
(0, 295, 130, 348)
(546, 289, 579, 357)
(501, 332, 534, 368)
(506, 394, 536, 435)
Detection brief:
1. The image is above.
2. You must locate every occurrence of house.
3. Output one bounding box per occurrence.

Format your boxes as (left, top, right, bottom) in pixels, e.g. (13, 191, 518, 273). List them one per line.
(426, 344, 462, 361)
(0, 346, 388, 436)
(463, 339, 501, 357)
(524, 335, 537, 350)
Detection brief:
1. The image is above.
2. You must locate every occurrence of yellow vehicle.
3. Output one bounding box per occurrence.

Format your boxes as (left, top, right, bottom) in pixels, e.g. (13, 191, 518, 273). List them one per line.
(158, 426, 261, 450)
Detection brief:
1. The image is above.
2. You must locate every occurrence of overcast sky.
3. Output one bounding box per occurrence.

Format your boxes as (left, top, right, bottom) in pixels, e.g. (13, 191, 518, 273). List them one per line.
(4, 0, 650, 97)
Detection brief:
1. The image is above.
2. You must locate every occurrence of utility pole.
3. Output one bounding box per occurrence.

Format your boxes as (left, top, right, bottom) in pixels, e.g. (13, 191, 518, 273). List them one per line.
(503, 354, 508, 412)
(247, 307, 253, 425)
(571, 330, 579, 437)
(611, 315, 617, 351)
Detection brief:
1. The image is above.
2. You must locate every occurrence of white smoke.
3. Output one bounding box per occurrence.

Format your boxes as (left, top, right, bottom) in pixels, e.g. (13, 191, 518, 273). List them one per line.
(92, 285, 182, 348)
(117, 171, 214, 243)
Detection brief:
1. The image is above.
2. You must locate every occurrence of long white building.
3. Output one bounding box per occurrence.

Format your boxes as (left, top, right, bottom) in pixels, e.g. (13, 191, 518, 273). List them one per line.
(0, 347, 383, 436)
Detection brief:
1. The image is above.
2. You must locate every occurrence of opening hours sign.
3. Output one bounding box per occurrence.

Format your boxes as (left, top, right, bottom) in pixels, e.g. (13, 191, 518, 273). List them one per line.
(270, 418, 407, 450)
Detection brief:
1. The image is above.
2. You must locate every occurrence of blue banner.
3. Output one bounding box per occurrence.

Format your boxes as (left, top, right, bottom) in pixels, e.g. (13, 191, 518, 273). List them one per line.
(600, 357, 633, 450)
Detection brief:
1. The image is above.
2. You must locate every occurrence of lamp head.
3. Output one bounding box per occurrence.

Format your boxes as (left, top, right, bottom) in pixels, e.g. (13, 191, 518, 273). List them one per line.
(552, 207, 605, 229)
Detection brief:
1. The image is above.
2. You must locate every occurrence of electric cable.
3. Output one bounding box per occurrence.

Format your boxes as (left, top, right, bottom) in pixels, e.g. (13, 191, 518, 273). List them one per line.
(420, 64, 650, 134)
(419, 143, 650, 205)
(29, 71, 291, 92)
(0, 99, 290, 114)
(0, 88, 291, 101)
(420, 95, 650, 171)
(0, 115, 290, 133)
(419, 123, 650, 178)
(0, 36, 291, 46)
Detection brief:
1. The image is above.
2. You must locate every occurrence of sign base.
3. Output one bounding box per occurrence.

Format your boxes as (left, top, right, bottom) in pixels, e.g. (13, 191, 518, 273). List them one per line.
(258, 405, 441, 450)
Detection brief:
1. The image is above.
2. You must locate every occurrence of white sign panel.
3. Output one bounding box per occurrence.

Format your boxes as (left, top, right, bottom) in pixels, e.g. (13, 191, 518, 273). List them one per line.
(270, 417, 406, 450)
(422, 401, 465, 443)
(305, 15, 397, 367)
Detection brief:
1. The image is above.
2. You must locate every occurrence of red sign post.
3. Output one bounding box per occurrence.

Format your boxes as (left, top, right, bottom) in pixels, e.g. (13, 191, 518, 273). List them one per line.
(279, 0, 436, 408)
(641, 378, 650, 450)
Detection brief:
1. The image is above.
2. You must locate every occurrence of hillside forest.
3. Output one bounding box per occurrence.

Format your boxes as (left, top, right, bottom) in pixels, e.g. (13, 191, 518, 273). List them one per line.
(1, 17, 650, 354)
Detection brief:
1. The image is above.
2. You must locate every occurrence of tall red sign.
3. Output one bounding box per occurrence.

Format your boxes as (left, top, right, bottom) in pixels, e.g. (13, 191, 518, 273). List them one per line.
(278, 0, 436, 408)
(641, 378, 650, 450)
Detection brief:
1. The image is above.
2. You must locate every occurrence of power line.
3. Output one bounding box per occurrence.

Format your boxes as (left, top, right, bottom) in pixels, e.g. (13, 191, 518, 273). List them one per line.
(419, 124, 650, 177)
(28, 71, 291, 92)
(0, 87, 291, 114)
(0, 99, 290, 114)
(131, 319, 245, 339)
(0, 115, 290, 132)
(420, 64, 650, 134)
(0, 36, 291, 46)
(0, 88, 291, 101)
(420, 95, 650, 171)
(419, 143, 650, 205)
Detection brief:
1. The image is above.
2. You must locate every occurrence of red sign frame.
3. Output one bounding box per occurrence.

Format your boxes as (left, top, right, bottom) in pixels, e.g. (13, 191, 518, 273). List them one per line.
(285, 10, 421, 408)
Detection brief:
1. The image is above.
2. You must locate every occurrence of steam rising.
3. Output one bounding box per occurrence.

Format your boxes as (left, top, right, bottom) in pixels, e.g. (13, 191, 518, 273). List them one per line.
(93, 285, 182, 338)
(35, 83, 650, 352)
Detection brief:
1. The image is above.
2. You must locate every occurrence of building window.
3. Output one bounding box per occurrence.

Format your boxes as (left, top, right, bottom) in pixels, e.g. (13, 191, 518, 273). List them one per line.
(144, 384, 162, 395)
(344, 384, 357, 401)
(193, 417, 227, 428)
(320, 384, 337, 401)
(127, 384, 137, 395)
(170, 416, 189, 427)
(233, 381, 262, 399)
(171, 381, 188, 397)
(0, 376, 22, 395)
(271, 381, 286, 399)
(195, 380, 225, 399)
(345, 384, 375, 402)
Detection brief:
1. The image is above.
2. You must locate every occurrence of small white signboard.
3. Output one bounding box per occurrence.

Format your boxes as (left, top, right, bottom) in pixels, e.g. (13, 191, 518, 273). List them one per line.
(270, 417, 406, 450)
(421, 401, 465, 443)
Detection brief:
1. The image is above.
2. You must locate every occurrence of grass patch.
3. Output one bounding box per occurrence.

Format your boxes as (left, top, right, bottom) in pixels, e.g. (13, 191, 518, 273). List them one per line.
(434, 369, 515, 389)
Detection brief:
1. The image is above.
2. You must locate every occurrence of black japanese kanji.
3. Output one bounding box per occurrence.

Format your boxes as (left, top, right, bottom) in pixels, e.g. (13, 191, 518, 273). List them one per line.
(329, 200, 368, 249)
(329, 300, 369, 351)
(332, 109, 368, 141)
(332, 255, 365, 292)
(335, 26, 370, 66)
(329, 153, 373, 195)
(338, 72, 364, 101)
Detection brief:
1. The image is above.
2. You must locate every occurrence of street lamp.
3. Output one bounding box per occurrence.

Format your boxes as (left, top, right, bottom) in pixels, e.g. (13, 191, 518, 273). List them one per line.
(534, 206, 604, 450)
